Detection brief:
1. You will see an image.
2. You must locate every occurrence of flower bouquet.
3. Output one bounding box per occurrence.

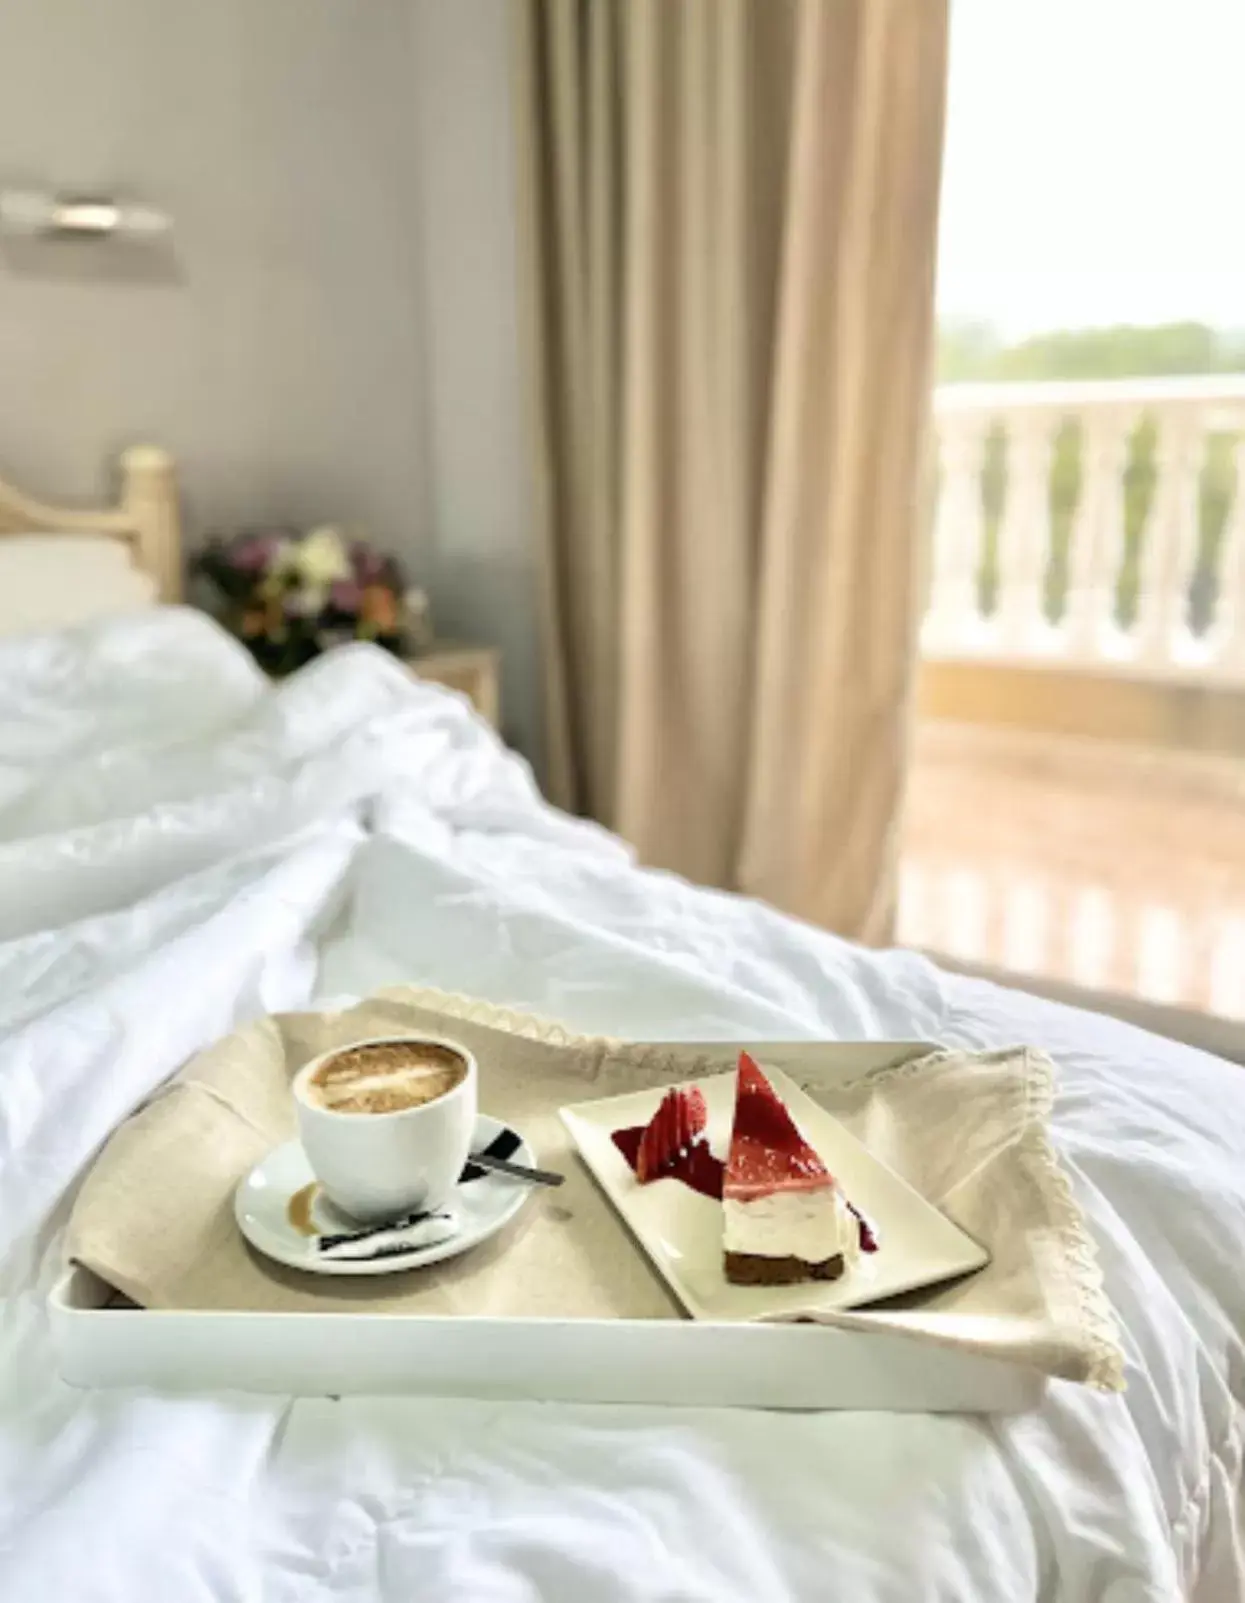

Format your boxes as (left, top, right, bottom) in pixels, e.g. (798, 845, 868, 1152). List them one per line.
(194, 527, 424, 676)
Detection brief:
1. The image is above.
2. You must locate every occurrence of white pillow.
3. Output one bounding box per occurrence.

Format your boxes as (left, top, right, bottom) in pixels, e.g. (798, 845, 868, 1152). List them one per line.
(0, 535, 158, 636)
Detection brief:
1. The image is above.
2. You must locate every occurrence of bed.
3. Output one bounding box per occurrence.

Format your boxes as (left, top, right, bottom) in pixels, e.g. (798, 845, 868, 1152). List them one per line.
(0, 445, 181, 632)
(0, 453, 1242, 1602)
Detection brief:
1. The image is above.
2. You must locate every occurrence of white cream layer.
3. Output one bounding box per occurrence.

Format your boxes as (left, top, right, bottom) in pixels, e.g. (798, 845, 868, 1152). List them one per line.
(723, 1186, 860, 1266)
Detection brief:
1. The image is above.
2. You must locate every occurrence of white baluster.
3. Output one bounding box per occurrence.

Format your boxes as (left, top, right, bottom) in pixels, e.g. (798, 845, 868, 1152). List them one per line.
(1209, 913, 1245, 1019)
(1135, 904, 1183, 1005)
(943, 866, 989, 964)
(1207, 434, 1245, 680)
(1045, 879, 1078, 987)
(1067, 885, 1113, 992)
(1064, 410, 1133, 664)
(897, 859, 931, 951)
(1133, 409, 1205, 669)
(1001, 876, 1048, 976)
(995, 413, 1057, 650)
(923, 418, 987, 655)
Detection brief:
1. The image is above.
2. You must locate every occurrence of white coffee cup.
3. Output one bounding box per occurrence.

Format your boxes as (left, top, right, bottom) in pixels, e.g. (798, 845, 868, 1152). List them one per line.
(292, 1034, 478, 1222)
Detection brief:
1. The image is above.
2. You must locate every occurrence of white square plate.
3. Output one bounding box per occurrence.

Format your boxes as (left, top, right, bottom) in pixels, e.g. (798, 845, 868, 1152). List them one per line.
(560, 1063, 990, 1322)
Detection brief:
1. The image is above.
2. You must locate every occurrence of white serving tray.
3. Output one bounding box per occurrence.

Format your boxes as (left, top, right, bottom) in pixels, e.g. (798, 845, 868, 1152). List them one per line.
(50, 1265, 1044, 1412)
(47, 1039, 1047, 1413)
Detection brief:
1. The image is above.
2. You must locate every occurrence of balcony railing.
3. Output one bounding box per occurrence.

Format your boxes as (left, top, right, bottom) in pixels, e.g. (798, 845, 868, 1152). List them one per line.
(925, 376, 1245, 679)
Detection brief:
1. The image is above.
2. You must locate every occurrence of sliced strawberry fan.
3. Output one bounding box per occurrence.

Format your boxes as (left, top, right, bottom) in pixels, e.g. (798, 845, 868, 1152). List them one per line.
(635, 1086, 708, 1182)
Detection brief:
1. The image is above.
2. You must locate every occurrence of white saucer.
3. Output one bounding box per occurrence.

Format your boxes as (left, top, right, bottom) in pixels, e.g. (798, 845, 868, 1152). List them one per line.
(235, 1115, 536, 1277)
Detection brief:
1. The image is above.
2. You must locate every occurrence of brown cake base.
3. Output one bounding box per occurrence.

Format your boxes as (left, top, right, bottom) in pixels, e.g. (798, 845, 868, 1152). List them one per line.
(724, 1250, 845, 1287)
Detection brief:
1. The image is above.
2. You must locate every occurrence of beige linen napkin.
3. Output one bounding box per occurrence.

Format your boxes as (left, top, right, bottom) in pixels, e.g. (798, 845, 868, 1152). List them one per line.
(67, 986, 1123, 1388)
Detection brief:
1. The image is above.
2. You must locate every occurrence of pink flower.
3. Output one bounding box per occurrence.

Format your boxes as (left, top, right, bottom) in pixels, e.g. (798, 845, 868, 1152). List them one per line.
(330, 578, 362, 612)
(229, 534, 281, 573)
(351, 542, 386, 583)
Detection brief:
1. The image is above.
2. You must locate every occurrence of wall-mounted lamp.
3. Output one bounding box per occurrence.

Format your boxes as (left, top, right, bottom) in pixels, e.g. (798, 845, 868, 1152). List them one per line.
(0, 188, 171, 242)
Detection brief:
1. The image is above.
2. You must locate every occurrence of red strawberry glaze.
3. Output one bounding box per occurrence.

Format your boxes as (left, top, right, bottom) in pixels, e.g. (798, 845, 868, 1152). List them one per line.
(849, 1202, 879, 1254)
(724, 1052, 834, 1200)
(613, 1087, 720, 1195)
(611, 1125, 724, 1199)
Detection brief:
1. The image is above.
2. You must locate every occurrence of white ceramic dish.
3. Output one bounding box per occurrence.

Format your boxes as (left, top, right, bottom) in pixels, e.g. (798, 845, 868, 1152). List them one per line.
(235, 1115, 535, 1277)
(559, 1062, 990, 1322)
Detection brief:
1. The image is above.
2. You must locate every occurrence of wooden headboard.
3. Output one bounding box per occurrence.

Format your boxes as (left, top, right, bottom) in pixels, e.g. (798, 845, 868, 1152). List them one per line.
(0, 446, 182, 602)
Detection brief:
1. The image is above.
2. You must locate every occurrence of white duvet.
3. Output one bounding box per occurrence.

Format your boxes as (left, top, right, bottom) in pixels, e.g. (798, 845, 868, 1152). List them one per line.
(0, 609, 1242, 1602)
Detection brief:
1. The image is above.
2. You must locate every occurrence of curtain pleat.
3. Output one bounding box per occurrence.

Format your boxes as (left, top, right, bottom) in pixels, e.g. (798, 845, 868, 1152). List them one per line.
(516, 0, 948, 941)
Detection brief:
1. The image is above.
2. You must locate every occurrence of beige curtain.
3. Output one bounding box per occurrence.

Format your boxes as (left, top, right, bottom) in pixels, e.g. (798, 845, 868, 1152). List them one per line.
(516, 0, 948, 942)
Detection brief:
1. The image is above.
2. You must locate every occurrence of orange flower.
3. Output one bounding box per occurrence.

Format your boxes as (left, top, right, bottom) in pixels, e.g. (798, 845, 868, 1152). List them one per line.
(359, 584, 398, 633)
(240, 607, 266, 638)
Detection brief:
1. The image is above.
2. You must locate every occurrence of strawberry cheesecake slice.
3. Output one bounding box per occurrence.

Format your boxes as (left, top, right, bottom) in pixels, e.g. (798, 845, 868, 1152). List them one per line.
(723, 1052, 861, 1286)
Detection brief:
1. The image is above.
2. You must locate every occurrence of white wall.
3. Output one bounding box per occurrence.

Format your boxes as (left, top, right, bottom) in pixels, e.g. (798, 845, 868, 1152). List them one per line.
(408, 0, 543, 767)
(0, 0, 543, 763)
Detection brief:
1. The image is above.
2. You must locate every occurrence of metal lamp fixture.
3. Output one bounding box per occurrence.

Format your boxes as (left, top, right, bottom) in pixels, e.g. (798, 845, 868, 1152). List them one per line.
(0, 188, 171, 241)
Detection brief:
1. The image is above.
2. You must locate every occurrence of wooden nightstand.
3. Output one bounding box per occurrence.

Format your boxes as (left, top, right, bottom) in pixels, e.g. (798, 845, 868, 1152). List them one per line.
(407, 643, 501, 728)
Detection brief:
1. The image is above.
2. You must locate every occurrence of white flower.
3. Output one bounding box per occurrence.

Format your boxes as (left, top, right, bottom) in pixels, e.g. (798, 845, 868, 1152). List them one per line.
(269, 537, 295, 572)
(293, 526, 352, 587)
(284, 582, 327, 618)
